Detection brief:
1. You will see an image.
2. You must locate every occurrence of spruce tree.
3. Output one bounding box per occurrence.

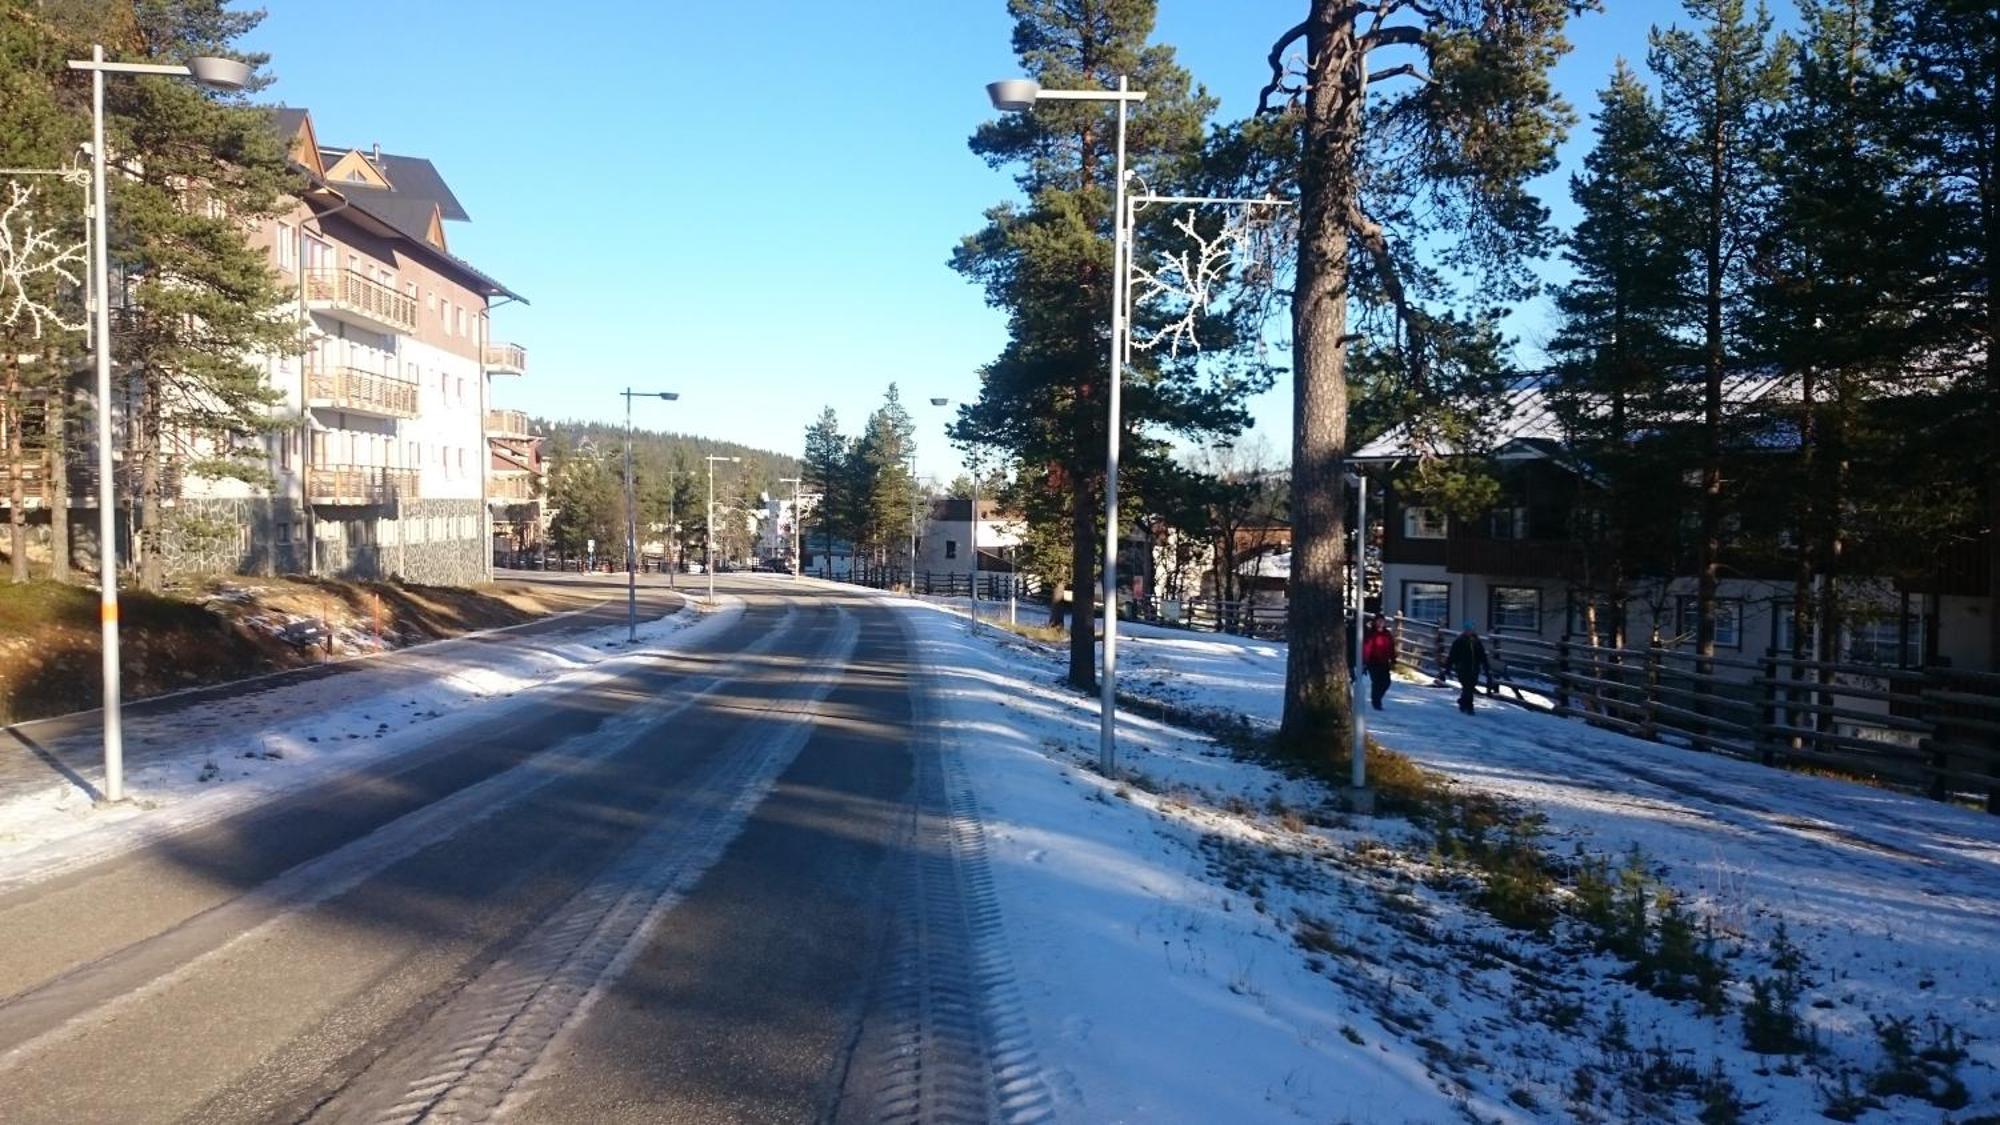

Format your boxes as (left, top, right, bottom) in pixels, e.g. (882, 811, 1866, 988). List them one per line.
(1248, 0, 1589, 750)
(1548, 61, 1691, 645)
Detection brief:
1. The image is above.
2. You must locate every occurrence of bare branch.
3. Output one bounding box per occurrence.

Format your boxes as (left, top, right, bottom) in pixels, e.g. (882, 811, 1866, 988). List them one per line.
(1346, 203, 1430, 390)
(1366, 62, 1433, 85)
(1256, 20, 1309, 114)
(1363, 23, 1427, 51)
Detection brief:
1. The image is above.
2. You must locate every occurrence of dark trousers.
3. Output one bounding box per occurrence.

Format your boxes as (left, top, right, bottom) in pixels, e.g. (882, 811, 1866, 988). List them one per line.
(1367, 664, 1391, 709)
(1456, 674, 1477, 713)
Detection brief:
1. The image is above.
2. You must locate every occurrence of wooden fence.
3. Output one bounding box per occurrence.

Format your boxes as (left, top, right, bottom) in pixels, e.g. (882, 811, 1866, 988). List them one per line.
(1390, 616, 2000, 812)
(1127, 596, 1289, 640)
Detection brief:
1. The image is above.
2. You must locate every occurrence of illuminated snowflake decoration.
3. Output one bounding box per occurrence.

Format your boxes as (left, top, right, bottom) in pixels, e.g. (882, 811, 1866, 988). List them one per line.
(1129, 200, 1290, 358)
(0, 180, 89, 339)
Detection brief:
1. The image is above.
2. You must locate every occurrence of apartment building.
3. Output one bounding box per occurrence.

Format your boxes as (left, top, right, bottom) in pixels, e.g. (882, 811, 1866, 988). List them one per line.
(166, 108, 525, 585)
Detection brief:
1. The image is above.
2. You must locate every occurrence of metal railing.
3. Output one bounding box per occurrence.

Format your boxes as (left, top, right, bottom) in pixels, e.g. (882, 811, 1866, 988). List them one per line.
(306, 464, 419, 505)
(304, 268, 418, 333)
(307, 366, 419, 418)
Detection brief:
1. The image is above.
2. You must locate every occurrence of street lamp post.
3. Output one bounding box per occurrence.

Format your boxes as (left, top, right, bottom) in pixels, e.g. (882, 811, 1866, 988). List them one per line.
(620, 389, 678, 643)
(704, 455, 739, 605)
(1348, 471, 1369, 796)
(988, 75, 1146, 776)
(67, 46, 250, 804)
(778, 477, 802, 577)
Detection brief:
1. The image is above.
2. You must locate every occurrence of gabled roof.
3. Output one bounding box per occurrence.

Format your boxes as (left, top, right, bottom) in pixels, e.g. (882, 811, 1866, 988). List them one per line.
(1352, 369, 1793, 464)
(372, 153, 469, 222)
(337, 185, 446, 249)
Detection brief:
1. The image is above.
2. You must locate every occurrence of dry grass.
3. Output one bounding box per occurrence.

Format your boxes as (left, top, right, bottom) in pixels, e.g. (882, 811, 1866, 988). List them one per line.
(0, 576, 570, 724)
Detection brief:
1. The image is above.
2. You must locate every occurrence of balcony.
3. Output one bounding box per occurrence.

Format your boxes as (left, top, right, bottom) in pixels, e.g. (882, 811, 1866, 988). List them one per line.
(308, 465, 419, 506)
(304, 269, 418, 334)
(485, 408, 532, 437)
(484, 342, 527, 375)
(308, 366, 420, 420)
(488, 473, 539, 502)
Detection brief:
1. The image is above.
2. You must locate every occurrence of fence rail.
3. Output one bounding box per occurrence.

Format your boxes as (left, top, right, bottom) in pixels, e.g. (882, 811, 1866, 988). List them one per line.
(1386, 615, 2000, 812)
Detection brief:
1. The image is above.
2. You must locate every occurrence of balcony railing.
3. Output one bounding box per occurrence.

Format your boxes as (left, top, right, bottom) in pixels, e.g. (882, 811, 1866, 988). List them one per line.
(485, 408, 532, 436)
(304, 268, 418, 334)
(307, 465, 419, 506)
(307, 366, 420, 420)
(488, 473, 539, 501)
(484, 342, 527, 374)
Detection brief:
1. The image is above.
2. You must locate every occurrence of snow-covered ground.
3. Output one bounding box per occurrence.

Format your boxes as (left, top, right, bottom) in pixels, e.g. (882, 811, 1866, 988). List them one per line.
(898, 595, 2000, 1123)
(0, 599, 733, 887)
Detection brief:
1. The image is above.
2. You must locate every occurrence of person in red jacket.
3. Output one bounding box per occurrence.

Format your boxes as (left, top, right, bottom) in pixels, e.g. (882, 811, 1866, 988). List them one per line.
(1361, 614, 1398, 710)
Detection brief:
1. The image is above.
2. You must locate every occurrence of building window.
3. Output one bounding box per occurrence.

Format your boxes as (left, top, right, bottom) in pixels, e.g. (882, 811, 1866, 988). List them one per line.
(455, 377, 465, 404)
(1403, 506, 1447, 540)
(1403, 581, 1451, 627)
(1490, 586, 1541, 634)
(425, 292, 436, 314)
(1488, 506, 1529, 540)
(276, 522, 292, 544)
(275, 222, 295, 270)
(945, 540, 959, 560)
(1676, 596, 1743, 649)
(1847, 612, 1925, 667)
(455, 305, 466, 336)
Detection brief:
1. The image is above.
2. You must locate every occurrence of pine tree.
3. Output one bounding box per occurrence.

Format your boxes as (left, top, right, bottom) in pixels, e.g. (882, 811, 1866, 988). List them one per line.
(953, 0, 1222, 690)
(1548, 61, 1691, 645)
(1250, 0, 1588, 750)
(851, 384, 916, 574)
(77, 1, 297, 588)
(0, 2, 90, 583)
(1881, 0, 1999, 667)
(801, 406, 850, 569)
(1649, 0, 1792, 661)
(1749, 0, 1947, 665)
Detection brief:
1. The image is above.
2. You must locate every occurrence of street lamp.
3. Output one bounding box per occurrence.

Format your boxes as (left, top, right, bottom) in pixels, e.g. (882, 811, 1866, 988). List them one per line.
(929, 396, 980, 633)
(704, 455, 739, 605)
(987, 73, 1146, 776)
(66, 45, 250, 804)
(777, 477, 802, 577)
(620, 389, 678, 642)
(1347, 470, 1370, 800)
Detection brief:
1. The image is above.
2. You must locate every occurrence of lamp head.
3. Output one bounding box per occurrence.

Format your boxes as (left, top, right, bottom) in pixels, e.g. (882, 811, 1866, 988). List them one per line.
(187, 56, 252, 90)
(987, 78, 1040, 112)
(659, 392, 679, 401)
(929, 397, 949, 407)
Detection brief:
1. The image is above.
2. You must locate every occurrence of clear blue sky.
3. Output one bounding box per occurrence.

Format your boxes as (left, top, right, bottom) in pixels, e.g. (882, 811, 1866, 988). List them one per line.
(243, 3, 1738, 480)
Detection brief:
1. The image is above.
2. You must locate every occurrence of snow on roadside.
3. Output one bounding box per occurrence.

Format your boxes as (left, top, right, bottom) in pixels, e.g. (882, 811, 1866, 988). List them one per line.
(0, 597, 738, 887)
(892, 595, 2000, 1122)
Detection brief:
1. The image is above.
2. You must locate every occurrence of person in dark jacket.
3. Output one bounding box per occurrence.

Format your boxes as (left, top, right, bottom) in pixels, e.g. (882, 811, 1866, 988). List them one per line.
(1361, 614, 1397, 710)
(1446, 622, 1492, 714)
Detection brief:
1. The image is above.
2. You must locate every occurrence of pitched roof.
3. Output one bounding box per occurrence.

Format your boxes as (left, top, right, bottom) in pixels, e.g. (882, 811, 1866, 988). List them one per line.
(337, 185, 442, 247)
(1352, 368, 1793, 464)
(373, 153, 469, 221)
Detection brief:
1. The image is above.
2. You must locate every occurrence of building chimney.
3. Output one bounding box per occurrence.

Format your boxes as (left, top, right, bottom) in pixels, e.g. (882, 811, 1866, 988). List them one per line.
(370, 142, 382, 168)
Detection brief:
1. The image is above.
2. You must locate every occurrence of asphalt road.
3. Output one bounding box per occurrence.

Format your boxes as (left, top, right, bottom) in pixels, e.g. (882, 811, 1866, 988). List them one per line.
(0, 576, 1014, 1123)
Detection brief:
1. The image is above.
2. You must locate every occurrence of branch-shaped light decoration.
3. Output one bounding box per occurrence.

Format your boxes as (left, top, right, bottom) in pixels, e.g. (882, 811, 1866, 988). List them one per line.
(1129, 200, 1289, 358)
(0, 181, 88, 339)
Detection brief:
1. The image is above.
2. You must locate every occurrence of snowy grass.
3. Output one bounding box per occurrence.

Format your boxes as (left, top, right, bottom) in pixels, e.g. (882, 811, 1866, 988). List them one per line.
(886, 593, 2000, 1123)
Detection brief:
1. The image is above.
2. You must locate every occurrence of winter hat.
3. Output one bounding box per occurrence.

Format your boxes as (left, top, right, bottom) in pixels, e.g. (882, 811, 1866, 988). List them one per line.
(1462, 621, 1477, 631)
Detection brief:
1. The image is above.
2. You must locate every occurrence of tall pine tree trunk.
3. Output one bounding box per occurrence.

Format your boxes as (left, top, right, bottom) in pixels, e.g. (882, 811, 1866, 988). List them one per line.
(139, 386, 163, 591)
(1696, 115, 1726, 671)
(6, 355, 25, 583)
(1067, 477, 1096, 690)
(47, 354, 68, 583)
(1280, 2, 1359, 752)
